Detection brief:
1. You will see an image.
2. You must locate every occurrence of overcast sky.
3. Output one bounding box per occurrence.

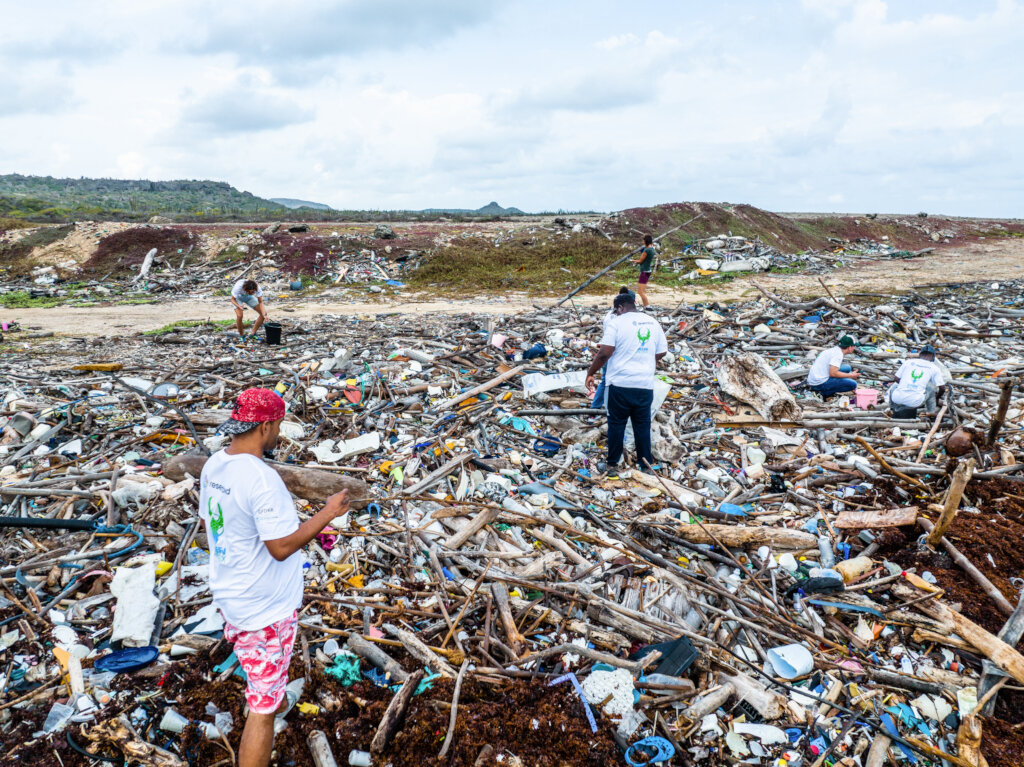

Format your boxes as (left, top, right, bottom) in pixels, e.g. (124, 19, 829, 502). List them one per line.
(1, 0, 1020, 215)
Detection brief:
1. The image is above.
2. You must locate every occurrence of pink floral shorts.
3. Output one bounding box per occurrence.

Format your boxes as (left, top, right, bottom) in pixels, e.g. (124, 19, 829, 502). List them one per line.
(223, 611, 298, 714)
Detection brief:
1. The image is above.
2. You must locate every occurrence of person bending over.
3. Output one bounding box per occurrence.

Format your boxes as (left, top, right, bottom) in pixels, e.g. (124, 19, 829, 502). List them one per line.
(888, 345, 946, 418)
(231, 279, 268, 340)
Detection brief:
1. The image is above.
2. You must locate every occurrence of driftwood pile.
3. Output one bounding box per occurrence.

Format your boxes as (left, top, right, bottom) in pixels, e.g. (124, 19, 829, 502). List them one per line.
(3, 277, 1024, 765)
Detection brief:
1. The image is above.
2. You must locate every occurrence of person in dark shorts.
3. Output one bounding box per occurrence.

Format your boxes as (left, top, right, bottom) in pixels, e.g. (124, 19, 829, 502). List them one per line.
(231, 279, 268, 340)
(632, 234, 656, 310)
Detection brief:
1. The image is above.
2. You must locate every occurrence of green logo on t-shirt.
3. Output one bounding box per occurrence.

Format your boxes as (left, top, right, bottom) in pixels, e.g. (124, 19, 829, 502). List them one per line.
(208, 498, 224, 538)
(637, 327, 651, 349)
(208, 497, 227, 562)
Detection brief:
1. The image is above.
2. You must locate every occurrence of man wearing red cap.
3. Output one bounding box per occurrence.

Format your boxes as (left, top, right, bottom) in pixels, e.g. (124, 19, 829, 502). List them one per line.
(199, 388, 349, 767)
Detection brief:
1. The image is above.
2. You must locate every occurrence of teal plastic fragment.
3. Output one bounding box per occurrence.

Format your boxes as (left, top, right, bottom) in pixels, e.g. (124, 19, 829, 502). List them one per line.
(415, 668, 441, 695)
(325, 653, 363, 686)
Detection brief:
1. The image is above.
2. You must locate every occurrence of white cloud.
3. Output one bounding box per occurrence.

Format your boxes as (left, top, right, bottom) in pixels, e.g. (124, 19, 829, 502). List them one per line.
(596, 33, 639, 50)
(0, 1, 1020, 216)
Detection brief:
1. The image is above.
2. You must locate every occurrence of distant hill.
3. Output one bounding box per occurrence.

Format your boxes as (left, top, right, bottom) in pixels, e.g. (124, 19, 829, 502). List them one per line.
(0, 173, 287, 223)
(0, 175, 530, 223)
(269, 197, 332, 211)
(420, 201, 526, 216)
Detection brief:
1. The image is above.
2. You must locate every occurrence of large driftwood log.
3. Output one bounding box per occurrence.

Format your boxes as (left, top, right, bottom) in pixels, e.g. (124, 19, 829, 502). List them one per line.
(673, 523, 817, 550)
(979, 592, 1024, 715)
(163, 452, 369, 506)
(717, 353, 801, 422)
(898, 583, 1024, 685)
(371, 670, 425, 755)
(835, 507, 917, 529)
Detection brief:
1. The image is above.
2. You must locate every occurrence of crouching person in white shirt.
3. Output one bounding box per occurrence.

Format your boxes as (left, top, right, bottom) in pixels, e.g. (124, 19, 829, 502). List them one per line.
(888, 345, 946, 419)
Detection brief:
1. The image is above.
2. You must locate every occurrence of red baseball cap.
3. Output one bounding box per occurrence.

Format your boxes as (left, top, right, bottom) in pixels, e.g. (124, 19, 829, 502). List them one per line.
(219, 388, 286, 435)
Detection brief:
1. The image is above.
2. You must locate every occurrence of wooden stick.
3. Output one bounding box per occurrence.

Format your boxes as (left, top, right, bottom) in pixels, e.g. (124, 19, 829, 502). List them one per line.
(987, 379, 1015, 445)
(550, 218, 698, 308)
(926, 458, 975, 547)
(346, 634, 410, 683)
(854, 436, 929, 492)
(442, 507, 498, 550)
(490, 582, 525, 656)
(916, 403, 948, 463)
(382, 624, 457, 678)
(441, 562, 492, 649)
(434, 365, 526, 412)
(370, 669, 425, 755)
(913, 591, 1024, 685)
(438, 660, 470, 758)
(865, 734, 892, 767)
(402, 453, 471, 496)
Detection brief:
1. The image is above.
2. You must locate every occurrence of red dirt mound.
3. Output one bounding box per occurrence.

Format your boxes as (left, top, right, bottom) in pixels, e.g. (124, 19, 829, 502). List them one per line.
(85, 226, 199, 275)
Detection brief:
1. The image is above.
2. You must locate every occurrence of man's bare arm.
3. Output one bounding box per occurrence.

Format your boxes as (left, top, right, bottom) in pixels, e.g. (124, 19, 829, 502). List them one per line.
(264, 491, 349, 562)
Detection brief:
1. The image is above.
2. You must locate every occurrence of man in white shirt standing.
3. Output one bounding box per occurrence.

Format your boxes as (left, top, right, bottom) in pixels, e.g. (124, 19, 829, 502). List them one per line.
(199, 388, 348, 767)
(231, 279, 269, 340)
(889, 345, 946, 417)
(806, 336, 860, 398)
(585, 291, 668, 472)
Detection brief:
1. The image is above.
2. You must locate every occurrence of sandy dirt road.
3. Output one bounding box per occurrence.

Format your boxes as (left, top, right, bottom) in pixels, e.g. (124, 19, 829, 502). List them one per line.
(9, 238, 1023, 336)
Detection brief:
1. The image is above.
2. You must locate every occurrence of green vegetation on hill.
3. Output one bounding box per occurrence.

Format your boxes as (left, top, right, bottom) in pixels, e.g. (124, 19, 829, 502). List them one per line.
(0, 174, 287, 223)
(0, 175, 537, 224)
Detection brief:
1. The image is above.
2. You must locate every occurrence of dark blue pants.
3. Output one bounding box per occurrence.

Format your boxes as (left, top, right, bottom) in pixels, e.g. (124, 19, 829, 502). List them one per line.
(591, 364, 608, 409)
(607, 385, 654, 468)
(810, 364, 856, 398)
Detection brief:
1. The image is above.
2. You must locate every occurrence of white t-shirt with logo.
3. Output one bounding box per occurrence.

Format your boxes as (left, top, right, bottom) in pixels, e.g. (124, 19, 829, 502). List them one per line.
(599, 312, 668, 389)
(199, 450, 301, 630)
(231, 280, 263, 301)
(807, 347, 844, 386)
(891, 358, 944, 407)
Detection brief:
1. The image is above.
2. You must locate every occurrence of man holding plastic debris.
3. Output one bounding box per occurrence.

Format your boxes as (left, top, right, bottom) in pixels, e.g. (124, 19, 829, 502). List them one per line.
(806, 335, 860, 398)
(199, 388, 349, 767)
(585, 290, 667, 472)
(888, 345, 946, 418)
(231, 278, 268, 340)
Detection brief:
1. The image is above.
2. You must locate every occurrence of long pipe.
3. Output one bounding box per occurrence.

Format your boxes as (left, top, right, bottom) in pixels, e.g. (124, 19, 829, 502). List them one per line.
(550, 214, 703, 308)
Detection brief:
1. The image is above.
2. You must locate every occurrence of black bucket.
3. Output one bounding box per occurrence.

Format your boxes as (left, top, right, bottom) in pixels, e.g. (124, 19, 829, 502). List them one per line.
(264, 321, 282, 345)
